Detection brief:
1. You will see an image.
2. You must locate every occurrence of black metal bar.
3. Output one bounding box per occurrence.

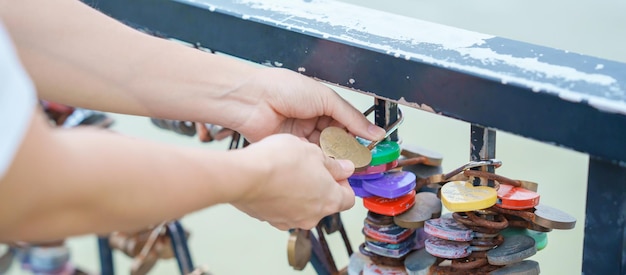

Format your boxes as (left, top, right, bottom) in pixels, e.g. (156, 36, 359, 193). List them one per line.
(309, 233, 332, 275)
(167, 221, 195, 274)
(374, 99, 399, 142)
(470, 125, 496, 187)
(337, 214, 354, 257)
(315, 225, 338, 274)
(582, 158, 626, 274)
(97, 236, 115, 275)
(228, 132, 241, 150)
(82, 0, 626, 164)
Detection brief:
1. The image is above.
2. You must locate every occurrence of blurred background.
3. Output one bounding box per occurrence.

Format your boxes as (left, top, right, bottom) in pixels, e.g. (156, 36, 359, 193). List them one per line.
(5, 0, 625, 274)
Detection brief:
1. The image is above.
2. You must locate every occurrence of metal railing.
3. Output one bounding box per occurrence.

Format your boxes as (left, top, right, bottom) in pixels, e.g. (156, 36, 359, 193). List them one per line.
(84, 0, 626, 274)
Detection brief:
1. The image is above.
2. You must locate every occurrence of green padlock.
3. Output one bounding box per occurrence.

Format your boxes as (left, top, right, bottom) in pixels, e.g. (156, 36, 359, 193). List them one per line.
(358, 138, 401, 166)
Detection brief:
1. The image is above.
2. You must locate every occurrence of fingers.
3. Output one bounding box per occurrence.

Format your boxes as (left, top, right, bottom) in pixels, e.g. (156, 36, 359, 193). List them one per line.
(321, 88, 386, 141)
(323, 157, 356, 214)
(323, 157, 354, 181)
(242, 135, 356, 231)
(336, 179, 356, 211)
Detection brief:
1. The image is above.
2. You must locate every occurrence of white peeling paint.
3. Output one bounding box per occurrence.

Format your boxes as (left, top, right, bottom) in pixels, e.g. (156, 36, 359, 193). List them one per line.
(588, 97, 626, 114)
(298, 67, 306, 73)
(273, 61, 283, 67)
(237, 0, 492, 49)
(457, 47, 617, 86)
(393, 49, 626, 114)
(558, 91, 584, 102)
(349, 78, 355, 84)
(190, 0, 626, 114)
(229, 1, 621, 92)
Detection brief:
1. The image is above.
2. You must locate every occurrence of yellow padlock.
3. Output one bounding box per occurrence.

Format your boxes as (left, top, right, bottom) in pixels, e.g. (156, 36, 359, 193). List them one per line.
(440, 181, 497, 212)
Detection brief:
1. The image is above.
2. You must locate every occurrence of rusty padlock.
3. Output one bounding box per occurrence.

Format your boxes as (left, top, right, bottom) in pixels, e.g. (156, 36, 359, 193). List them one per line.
(109, 225, 190, 260)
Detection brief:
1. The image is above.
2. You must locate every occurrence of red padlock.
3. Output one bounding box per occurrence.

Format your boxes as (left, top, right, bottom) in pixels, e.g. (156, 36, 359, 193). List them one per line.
(363, 190, 416, 216)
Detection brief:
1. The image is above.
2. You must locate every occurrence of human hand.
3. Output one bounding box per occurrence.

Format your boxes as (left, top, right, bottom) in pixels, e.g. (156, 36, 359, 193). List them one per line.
(231, 134, 355, 230)
(227, 68, 386, 143)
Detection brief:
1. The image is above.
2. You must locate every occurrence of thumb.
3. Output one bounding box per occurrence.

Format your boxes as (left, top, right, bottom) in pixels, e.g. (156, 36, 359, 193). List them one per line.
(324, 157, 355, 180)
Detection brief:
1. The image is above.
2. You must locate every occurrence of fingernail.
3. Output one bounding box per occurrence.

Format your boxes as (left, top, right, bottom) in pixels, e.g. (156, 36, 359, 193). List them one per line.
(368, 124, 386, 140)
(338, 159, 355, 172)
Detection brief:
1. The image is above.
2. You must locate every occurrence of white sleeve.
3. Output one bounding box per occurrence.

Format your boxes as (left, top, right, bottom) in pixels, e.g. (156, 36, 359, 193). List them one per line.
(0, 21, 37, 179)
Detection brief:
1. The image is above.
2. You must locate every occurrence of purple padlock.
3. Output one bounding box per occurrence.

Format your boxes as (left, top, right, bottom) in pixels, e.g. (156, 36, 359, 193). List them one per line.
(349, 173, 385, 181)
(348, 178, 374, 198)
(362, 171, 416, 199)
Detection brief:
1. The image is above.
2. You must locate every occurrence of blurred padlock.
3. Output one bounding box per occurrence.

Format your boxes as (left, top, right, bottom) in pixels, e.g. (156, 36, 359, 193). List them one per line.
(109, 226, 190, 260)
(0, 244, 14, 274)
(150, 118, 196, 136)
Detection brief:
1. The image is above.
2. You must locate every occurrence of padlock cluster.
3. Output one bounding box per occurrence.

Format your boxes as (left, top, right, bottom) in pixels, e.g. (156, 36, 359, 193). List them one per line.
(345, 141, 576, 274)
(150, 118, 240, 147)
(414, 161, 575, 274)
(347, 139, 444, 275)
(10, 242, 85, 275)
(41, 100, 114, 128)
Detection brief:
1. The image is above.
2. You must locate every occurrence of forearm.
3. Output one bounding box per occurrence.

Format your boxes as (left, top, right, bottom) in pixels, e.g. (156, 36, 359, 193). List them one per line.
(0, 0, 260, 127)
(0, 110, 261, 242)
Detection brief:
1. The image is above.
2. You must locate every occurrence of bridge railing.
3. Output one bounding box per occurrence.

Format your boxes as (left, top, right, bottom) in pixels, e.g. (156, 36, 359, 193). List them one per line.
(85, 0, 626, 274)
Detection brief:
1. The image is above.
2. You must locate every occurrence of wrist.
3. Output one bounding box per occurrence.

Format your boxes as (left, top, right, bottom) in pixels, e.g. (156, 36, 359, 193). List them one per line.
(211, 66, 274, 132)
(197, 146, 270, 205)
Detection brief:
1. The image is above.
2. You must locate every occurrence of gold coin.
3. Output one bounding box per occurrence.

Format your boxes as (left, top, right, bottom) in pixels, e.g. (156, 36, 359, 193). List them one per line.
(287, 229, 312, 270)
(320, 127, 372, 168)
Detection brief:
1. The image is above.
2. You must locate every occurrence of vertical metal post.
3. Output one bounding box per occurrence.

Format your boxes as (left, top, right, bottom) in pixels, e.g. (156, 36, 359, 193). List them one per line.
(315, 226, 338, 274)
(374, 99, 398, 142)
(97, 236, 115, 275)
(167, 221, 195, 274)
(470, 125, 496, 187)
(309, 233, 332, 275)
(582, 158, 626, 275)
(337, 214, 354, 256)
